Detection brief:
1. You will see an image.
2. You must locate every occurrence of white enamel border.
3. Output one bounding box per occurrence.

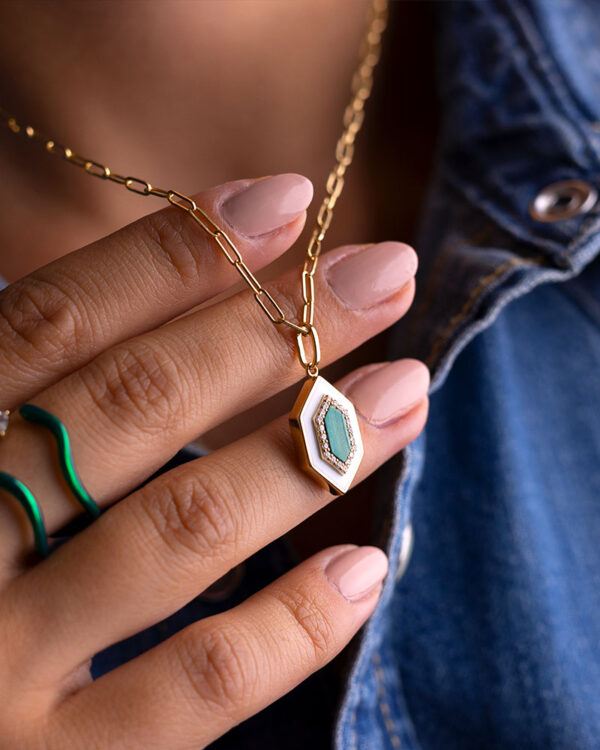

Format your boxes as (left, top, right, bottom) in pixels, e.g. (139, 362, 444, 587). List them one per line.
(298, 375, 364, 494)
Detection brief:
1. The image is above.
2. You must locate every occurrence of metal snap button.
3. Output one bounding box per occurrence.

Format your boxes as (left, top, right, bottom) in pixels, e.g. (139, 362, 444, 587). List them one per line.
(395, 522, 414, 581)
(529, 179, 598, 222)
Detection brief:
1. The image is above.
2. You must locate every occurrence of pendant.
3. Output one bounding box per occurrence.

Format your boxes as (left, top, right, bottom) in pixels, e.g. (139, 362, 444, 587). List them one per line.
(289, 375, 364, 496)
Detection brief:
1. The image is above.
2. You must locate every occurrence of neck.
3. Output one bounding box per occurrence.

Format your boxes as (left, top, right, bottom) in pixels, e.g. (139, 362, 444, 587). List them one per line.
(0, 0, 377, 280)
(0, 2, 439, 284)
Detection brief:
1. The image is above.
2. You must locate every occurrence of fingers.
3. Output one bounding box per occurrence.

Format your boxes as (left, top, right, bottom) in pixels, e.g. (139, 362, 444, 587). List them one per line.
(14, 241, 418, 541)
(10, 361, 429, 682)
(0, 173, 313, 405)
(51, 544, 388, 750)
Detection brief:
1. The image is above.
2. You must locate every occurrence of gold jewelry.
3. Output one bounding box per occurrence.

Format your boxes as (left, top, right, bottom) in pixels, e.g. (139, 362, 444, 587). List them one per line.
(0, 0, 389, 495)
(0, 410, 9, 438)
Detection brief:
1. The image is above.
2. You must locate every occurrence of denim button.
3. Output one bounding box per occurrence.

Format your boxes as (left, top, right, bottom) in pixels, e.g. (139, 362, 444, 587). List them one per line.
(395, 522, 414, 581)
(529, 179, 598, 222)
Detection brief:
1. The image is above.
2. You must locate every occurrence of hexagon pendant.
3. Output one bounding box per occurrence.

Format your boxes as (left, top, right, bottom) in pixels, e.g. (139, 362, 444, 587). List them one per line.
(289, 375, 364, 496)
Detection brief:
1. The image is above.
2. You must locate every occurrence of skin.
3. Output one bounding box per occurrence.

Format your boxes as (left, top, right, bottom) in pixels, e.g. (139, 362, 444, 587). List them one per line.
(0, 0, 438, 551)
(0, 1, 436, 746)
(0, 175, 429, 748)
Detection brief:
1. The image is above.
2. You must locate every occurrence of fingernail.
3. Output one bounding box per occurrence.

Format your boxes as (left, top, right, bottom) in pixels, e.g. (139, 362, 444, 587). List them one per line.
(346, 359, 430, 425)
(221, 173, 313, 237)
(325, 241, 418, 310)
(325, 546, 389, 601)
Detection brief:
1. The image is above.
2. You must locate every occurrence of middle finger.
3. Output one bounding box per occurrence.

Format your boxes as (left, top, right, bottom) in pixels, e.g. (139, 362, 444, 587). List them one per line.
(7, 240, 418, 541)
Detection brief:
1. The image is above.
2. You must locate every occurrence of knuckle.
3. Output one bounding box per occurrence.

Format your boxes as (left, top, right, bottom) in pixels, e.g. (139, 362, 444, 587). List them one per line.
(0, 276, 86, 365)
(142, 210, 205, 290)
(176, 623, 259, 716)
(78, 341, 183, 432)
(141, 467, 242, 562)
(270, 584, 337, 662)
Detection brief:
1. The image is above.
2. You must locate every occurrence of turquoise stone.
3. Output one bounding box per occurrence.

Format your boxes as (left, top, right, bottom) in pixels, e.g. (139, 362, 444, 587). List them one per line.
(324, 405, 351, 463)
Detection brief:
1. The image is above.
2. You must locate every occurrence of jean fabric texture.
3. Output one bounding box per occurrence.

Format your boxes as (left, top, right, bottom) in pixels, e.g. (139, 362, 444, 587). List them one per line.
(2, 0, 600, 747)
(337, 1, 600, 747)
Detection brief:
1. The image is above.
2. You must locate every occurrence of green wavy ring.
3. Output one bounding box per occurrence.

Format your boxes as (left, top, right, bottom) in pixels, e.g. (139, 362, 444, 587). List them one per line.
(0, 471, 48, 557)
(19, 404, 101, 519)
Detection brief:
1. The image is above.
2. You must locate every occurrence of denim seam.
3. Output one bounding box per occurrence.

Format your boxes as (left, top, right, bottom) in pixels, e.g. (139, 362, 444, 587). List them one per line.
(337, 435, 425, 750)
(429, 215, 600, 393)
(407, 224, 495, 346)
(372, 651, 403, 749)
(349, 706, 357, 750)
(425, 253, 546, 369)
(444, 170, 594, 253)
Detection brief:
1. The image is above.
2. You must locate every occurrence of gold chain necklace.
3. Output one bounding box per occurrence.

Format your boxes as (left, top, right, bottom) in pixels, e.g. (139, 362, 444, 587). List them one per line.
(0, 0, 389, 496)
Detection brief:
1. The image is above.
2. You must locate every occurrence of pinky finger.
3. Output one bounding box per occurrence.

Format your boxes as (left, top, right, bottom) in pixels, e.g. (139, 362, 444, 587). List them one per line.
(52, 544, 388, 750)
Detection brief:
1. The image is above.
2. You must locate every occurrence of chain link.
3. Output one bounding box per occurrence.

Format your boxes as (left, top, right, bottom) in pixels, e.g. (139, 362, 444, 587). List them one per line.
(0, 0, 389, 379)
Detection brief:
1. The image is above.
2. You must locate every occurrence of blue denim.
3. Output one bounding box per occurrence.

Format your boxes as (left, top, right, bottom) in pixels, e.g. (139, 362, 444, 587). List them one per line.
(334, 1, 600, 748)
(3, 0, 600, 747)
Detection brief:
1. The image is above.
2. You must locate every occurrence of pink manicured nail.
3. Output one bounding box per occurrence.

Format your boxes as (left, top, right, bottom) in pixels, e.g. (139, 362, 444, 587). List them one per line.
(325, 546, 389, 601)
(325, 241, 418, 309)
(346, 359, 430, 425)
(221, 173, 313, 237)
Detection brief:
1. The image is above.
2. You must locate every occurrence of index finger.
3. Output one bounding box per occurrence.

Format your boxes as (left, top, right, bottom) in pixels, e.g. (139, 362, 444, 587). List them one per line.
(0, 173, 313, 406)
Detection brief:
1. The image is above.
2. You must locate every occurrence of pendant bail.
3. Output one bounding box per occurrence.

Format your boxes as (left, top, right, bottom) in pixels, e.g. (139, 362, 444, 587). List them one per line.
(296, 323, 320, 378)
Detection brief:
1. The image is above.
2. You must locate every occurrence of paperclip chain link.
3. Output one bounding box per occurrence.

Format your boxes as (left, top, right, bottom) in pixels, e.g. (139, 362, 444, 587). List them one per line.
(0, 0, 389, 378)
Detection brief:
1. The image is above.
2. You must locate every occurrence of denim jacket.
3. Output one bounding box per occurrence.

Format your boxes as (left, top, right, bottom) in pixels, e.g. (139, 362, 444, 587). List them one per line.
(336, 1, 600, 748)
(5, 1, 600, 748)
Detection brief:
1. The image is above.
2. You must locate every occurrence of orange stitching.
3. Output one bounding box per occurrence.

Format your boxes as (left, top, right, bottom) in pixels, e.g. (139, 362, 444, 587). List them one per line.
(425, 253, 546, 368)
(373, 651, 402, 748)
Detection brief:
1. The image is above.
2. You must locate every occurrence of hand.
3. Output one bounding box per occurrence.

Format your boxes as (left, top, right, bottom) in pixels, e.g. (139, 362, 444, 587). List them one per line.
(0, 173, 429, 748)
